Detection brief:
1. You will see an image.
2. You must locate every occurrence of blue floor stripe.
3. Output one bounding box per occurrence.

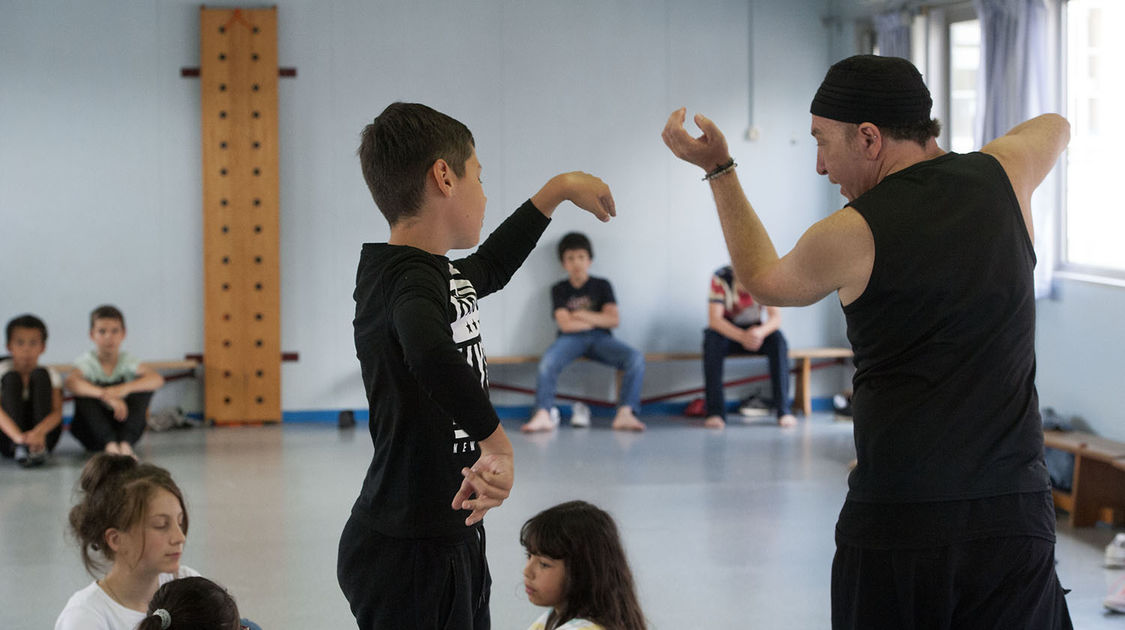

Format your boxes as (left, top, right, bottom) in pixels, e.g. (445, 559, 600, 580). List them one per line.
(279, 397, 835, 424)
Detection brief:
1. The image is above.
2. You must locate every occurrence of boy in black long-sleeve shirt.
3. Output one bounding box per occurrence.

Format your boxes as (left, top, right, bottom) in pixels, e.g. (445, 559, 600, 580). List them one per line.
(337, 102, 616, 630)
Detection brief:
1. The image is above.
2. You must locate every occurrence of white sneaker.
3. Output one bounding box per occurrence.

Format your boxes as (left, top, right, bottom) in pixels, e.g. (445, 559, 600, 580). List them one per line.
(1105, 576, 1125, 613)
(1106, 533, 1125, 568)
(548, 407, 561, 428)
(570, 402, 591, 428)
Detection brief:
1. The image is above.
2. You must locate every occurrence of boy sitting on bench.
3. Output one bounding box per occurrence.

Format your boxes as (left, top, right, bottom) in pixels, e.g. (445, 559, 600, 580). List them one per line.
(522, 233, 645, 432)
(702, 265, 796, 429)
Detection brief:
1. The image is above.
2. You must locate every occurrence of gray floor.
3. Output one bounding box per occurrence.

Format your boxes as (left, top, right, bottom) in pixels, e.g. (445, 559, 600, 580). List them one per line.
(3, 414, 1123, 629)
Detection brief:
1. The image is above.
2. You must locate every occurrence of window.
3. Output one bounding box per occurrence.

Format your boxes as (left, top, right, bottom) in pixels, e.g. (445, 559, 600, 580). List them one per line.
(1063, 0, 1125, 276)
(948, 18, 981, 153)
(945, 19, 981, 153)
(923, 5, 981, 154)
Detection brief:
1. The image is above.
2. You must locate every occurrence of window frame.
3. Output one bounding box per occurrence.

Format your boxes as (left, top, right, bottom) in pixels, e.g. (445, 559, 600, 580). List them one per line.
(1055, 0, 1125, 286)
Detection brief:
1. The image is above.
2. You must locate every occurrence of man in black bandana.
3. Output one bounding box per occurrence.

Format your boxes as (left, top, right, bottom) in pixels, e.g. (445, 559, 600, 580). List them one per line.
(663, 55, 1073, 629)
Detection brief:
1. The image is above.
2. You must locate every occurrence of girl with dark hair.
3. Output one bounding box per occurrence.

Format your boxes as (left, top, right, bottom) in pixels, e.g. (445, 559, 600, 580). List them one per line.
(137, 576, 252, 630)
(521, 501, 646, 630)
(55, 454, 199, 630)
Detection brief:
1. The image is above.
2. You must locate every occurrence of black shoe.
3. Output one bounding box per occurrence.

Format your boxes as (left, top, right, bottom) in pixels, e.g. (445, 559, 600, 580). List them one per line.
(22, 449, 47, 468)
(739, 394, 772, 417)
(13, 445, 30, 465)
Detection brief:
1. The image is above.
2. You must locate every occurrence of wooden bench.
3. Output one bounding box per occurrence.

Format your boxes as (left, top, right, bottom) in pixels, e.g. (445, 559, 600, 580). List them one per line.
(1043, 430, 1125, 527)
(489, 347, 853, 416)
(48, 359, 200, 379)
(48, 360, 201, 403)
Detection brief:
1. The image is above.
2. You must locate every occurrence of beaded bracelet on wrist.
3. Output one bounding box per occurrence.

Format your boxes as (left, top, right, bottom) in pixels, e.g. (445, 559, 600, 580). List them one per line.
(702, 158, 737, 181)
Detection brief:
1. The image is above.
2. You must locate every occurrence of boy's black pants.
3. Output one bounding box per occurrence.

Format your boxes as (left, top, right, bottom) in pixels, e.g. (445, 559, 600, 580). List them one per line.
(69, 383, 153, 450)
(338, 510, 491, 630)
(0, 368, 61, 458)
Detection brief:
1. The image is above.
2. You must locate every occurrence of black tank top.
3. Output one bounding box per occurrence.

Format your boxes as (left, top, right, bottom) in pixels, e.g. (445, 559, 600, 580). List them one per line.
(842, 151, 1050, 503)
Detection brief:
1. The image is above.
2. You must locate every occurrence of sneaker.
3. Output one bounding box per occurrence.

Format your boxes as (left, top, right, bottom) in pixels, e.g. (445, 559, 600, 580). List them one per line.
(549, 407, 561, 428)
(1106, 533, 1125, 568)
(570, 402, 591, 428)
(833, 393, 853, 417)
(13, 445, 29, 465)
(739, 395, 771, 417)
(22, 449, 47, 468)
(1105, 576, 1125, 613)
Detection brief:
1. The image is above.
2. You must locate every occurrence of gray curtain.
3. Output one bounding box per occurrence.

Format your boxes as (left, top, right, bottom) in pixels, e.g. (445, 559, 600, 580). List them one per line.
(974, 0, 1053, 297)
(874, 10, 912, 59)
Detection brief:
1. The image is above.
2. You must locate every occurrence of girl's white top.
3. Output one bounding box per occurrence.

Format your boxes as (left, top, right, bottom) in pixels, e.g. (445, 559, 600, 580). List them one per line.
(54, 566, 199, 630)
(527, 610, 606, 630)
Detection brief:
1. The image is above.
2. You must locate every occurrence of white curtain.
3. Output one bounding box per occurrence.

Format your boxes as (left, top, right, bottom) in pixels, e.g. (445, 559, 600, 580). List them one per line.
(973, 0, 1053, 298)
(874, 10, 912, 59)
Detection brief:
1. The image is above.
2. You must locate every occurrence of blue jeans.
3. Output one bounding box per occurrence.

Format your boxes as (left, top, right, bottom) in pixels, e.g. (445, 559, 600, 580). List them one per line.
(702, 327, 791, 419)
(535, 330, 645, 412)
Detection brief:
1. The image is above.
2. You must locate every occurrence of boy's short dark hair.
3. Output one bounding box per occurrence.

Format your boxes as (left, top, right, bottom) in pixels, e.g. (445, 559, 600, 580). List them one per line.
(557, 232, 593, 262)
(6, 314, 48, 344)
(90, 305, 125, 330)
(358, 102, 476, 227)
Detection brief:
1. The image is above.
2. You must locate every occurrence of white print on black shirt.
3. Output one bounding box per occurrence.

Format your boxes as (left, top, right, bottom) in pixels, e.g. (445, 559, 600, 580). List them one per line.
(449, 263, 486, 454)
(565, 295, 593, 311)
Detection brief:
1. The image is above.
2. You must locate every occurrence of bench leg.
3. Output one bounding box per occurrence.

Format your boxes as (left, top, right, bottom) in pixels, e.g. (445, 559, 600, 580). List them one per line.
(793, 358, 812, 416)
(1070, 456, 1125, 527)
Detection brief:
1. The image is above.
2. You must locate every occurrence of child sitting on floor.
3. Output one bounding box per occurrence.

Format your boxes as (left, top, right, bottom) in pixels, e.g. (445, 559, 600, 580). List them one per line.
(521, 233, 645, 432)
(521, 500, 647, 630)
(65, 305, 165, 457)
(137, 576, 259, 630)
(0, 314, 64, 467)
(56, 454, 199, 630)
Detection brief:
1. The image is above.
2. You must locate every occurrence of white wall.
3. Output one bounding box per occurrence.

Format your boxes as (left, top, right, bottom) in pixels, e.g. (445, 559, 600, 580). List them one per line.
(1, 0, 848, 415)
(1036, 281, 1125, 441)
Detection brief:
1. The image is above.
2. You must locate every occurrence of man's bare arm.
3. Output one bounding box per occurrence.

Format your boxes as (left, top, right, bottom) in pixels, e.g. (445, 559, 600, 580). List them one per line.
(663, 108, 872, 307)
(981, 114, 1070, 241)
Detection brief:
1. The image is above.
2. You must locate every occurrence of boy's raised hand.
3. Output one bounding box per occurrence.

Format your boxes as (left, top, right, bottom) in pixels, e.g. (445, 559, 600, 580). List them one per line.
(564, 171, 616, 222)
(451, 452, 514, 526)
(531, 172, 616, 222)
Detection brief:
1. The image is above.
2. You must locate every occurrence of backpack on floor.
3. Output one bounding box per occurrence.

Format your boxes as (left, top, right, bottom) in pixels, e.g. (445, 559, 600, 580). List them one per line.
(683, 397, 705, 417)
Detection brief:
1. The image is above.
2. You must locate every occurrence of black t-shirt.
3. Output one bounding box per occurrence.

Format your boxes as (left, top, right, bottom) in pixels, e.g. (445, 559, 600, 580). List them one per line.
(840, 152, 1052, 546)
(351, 200, 549, 538)
(551, 276, 616, 333)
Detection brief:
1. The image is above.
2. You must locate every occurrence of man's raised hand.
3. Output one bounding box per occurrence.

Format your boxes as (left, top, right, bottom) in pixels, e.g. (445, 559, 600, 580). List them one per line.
(662, 108, 732, 173)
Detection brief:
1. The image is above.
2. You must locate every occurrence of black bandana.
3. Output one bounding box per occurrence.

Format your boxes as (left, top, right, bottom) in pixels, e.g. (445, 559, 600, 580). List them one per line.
(810, 55, 932, 126)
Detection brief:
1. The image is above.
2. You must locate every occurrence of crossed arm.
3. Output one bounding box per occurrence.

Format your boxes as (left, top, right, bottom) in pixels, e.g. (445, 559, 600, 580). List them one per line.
(0, 388, 63, 450)
(555, 303, 620, 332)
(65, 368, 165, 421)
(708, 303, 781, 351)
